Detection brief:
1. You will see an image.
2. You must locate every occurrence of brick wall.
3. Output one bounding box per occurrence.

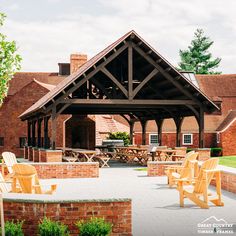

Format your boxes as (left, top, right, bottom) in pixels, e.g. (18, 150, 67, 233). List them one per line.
(211, 171, 236, 194)
(147, 161, 182, 176)
(134, 132, 216, 148)
(3, 199, 132, 236)
(31, 162, 99, 179)
(220, 120, 236, 156)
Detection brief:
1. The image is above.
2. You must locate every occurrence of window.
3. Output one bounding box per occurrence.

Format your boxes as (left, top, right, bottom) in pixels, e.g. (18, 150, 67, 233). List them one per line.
(182, 134, 193, 145)
(0, 137, 4, 146)
(19, 137, 27, 148)
(149, 134, 158, 144)
(216, 132, 220, 144)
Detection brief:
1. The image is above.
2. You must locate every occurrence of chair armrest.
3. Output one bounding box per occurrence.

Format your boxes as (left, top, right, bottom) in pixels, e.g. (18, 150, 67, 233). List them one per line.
(203, 169, 220, 173)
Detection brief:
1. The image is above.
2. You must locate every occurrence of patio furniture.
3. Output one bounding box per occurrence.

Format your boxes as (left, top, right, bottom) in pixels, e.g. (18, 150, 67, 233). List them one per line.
(165, 151, 198, 187)
(155, 149, 177, 161)
(0, 172, 21, 193)
(1, 152, 17, 179)
(12, 164, 57, 194)
(172, 147, 187, 161)
(177, 158, 224, 209)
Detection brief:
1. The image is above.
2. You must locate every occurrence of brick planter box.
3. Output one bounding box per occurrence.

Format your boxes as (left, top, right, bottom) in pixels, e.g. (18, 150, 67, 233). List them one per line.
(192, 148, 211, 161)
(32, 147, 39, 162)
(30, 162, 99, 178)
(39, 149, 62, 162)
(210, 166, 236, 194)
(3, 197, 132, 236)
(147, 161, 182, 176)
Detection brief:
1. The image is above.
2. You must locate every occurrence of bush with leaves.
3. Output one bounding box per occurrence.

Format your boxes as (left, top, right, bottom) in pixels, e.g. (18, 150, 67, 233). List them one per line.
(38, 217, 69, 236)
(107, 132, 130, 146)
(1, 220, 24, 236)
(76, 217, 112, 236)
(0, 12, 22, 106)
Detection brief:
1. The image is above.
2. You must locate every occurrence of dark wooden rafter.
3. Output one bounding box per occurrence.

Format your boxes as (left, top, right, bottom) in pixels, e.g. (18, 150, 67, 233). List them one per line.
(100, 68, 128, 97)
(60, 99, 196, 105)
(133, 68, 159, 98)
(128, 43, 133, 100)
(132, 43, 203, 107)
(44, 42, 129, 112)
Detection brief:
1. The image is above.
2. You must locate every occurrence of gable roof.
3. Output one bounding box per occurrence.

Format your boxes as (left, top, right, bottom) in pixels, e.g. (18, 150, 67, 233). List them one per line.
(196, 74, 236, 98)
(20, 30, 218, 120)
(216, 110, 236, 132)
(8, 72, 63, 95)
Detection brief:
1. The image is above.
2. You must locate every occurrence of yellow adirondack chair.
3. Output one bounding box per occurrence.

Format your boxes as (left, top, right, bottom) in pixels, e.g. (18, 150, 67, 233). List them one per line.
(177, 158, 224, 209)
(0, 172, 21, 193)
(165, 151, 198, 187)
(1, 152, 17, 178)
(12, 164, 57, 194)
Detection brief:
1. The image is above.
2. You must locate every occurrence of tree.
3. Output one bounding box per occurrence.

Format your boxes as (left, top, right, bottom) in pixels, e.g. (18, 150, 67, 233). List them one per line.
(0, 13, 21, 105)
(178, 29, 221, 74)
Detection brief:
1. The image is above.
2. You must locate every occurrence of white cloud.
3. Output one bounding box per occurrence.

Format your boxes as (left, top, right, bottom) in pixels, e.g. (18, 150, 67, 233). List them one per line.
(1, 0, 236, 73)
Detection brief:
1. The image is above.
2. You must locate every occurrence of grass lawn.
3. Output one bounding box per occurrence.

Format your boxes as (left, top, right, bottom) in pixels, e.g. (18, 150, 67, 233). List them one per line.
(218, 156, 236, 168)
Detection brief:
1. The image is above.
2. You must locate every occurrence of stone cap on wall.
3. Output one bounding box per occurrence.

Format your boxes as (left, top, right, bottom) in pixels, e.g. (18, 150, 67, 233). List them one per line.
(3, 193, 131, 204)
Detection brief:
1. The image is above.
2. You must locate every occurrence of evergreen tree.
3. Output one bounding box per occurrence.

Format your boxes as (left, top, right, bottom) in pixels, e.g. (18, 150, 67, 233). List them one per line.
(0, 13, 21, 105)
(178, 29, 221, 74)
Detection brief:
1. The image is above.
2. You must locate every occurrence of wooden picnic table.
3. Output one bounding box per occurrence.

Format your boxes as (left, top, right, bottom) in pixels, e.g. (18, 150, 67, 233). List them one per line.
(115, 146, 149, 165)
(63, 148, 97, 162)
(155, 149, 177, 161)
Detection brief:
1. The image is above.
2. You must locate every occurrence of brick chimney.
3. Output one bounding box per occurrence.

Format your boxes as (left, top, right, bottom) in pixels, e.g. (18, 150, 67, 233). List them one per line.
(70, 54, 87, 74)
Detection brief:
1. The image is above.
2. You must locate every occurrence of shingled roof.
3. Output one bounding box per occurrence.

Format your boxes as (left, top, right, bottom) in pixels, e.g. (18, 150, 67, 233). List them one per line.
(9, 72, 63, 95)
(196, 74, 236, 98)
(216, 110, 236, 132)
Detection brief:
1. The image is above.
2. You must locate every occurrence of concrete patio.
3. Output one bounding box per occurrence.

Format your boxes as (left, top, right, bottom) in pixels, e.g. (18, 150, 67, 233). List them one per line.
(5, 162, 236, 236)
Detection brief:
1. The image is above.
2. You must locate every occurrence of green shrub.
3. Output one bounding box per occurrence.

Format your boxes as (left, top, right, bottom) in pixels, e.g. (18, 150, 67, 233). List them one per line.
(38, 217, 69, 236)
(76, 217, 112, 236)
(211, 147, 222, 157)
(107, 132, 130, 146)
(1, 220, 24, 236)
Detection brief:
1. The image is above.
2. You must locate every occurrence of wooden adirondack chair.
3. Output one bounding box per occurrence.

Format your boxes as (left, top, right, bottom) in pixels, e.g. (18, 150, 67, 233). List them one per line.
(177, 158, 224, 209)
(12, 164, 57, 194)
(0, 172, 21, 193)
(1, 152, 17, 179)
(165, 151, 198, 187)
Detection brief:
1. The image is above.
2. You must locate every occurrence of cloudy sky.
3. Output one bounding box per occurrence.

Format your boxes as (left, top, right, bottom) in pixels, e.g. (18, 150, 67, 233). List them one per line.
(1, 0, 236, 73)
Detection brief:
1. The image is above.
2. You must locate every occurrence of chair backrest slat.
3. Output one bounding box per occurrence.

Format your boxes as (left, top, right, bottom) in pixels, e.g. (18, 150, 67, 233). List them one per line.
(179, 152, 198, 178)
(12, 164, 42, 194)
(0, 172, 10, 193)
(2, 152, 17, 174)
(194, 158, 219, 194)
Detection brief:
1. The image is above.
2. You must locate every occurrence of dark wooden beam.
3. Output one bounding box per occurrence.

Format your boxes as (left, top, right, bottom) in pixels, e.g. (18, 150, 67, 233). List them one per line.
(128, 44, 133, 100)
(155, 119, 164, 146)
(51, 106, 57, 150)
(60, 99, 196, 105)
(129, 120, 135, 145)
(198, 107, 205, 148)
(27, 120, 32, 146)
(101, 68, 128, 97)
(141, 120, 147, 145)
(42, 43, 129, 113)
(174, 117, 184, 147)
(132, 43, 202, 106)
(43, 116, 50, 149)
(133, 68, 159, 98)
(31, 120, 36, 147)
(37, 118, 42, 147)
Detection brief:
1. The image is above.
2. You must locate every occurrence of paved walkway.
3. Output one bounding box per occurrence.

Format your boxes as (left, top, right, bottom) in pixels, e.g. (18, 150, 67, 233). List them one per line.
(5, 163, 236, 236)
